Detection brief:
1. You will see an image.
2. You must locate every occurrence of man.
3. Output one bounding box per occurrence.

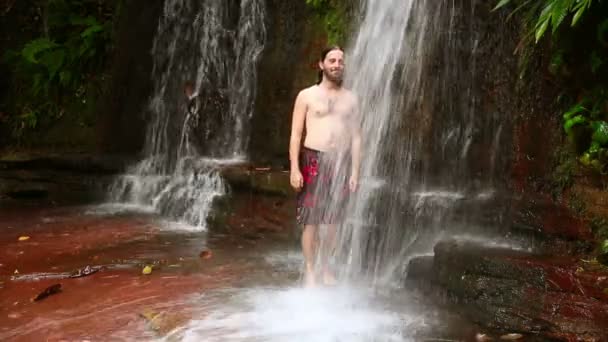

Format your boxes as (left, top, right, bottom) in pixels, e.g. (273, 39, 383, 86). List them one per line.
(289, 46, 361, 287)
(183, 80, 198, 115)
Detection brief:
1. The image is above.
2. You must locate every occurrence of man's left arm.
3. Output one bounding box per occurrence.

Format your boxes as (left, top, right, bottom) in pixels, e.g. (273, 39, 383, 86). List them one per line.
(350, 98, 362, 184)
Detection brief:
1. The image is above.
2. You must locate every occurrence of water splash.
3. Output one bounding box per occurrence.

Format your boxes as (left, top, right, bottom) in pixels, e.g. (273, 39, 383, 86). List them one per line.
(107, 0, 266, 230)
(166, 286, 427, 342)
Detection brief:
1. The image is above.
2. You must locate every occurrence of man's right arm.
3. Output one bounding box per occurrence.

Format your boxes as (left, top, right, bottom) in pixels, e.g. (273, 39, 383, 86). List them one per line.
(289, 90, 307, 172)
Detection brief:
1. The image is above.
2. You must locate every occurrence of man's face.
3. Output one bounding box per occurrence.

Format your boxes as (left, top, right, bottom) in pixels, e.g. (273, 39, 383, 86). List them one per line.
(320, 49, 345, 83)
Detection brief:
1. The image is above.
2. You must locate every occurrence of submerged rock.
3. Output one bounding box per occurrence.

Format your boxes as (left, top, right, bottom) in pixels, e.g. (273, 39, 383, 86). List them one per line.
(32, 283, 62, 302)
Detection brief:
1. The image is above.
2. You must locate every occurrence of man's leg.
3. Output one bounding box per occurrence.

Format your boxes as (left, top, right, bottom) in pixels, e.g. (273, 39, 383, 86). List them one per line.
(320, 223, 337, 285)
(302, 224, 318, 286)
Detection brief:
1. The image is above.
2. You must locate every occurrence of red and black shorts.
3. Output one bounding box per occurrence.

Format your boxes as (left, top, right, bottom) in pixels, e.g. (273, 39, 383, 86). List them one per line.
(296, 146, 350, 226)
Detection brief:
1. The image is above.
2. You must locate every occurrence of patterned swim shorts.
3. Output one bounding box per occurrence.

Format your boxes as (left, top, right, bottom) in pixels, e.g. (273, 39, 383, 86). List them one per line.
(296, 146, 350, 226)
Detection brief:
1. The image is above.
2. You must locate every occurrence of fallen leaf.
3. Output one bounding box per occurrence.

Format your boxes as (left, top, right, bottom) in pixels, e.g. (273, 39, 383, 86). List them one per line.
(140, 309, 188, 335)
(140, 309, 161, 325)
(32, 284, 62, 302)
(500, 333, 523, 340)
(142, 265, 153, 275)
(199, 249, 213, 259)
(18, 236, 30, 241)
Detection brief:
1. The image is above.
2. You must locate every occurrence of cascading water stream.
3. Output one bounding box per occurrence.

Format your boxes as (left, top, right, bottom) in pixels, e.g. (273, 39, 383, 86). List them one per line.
(331, 0, 508, 286)
(106, 0, 266, 230)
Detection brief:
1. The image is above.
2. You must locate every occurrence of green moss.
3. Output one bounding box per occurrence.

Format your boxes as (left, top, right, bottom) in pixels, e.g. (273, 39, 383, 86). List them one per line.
(305, 0, 352, 45)
(590, 217, 608, 265)
(591, 217, 608, 241)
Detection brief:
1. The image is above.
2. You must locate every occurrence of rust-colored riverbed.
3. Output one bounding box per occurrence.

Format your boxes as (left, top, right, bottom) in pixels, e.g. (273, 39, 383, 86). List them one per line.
(0, 199, 475, 341)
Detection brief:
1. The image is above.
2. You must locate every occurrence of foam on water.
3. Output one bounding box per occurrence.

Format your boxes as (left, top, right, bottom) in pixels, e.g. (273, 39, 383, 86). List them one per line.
(167, 286, 426, 342)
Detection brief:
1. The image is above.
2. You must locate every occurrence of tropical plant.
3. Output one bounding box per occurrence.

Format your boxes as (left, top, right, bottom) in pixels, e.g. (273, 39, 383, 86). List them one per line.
(2, 0, 119, 138)
(494, 0, 594, 43)
(562, 88, 608, 173)
(305, 0, 349, 45)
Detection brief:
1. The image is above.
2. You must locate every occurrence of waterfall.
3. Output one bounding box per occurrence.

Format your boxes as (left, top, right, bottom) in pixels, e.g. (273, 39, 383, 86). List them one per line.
(333, 0, 507, 285)
(108, 0, 266, 231)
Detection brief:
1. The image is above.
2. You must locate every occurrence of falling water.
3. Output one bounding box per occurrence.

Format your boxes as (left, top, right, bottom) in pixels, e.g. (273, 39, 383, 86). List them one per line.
(330, 0, 509, 285)
(107, 0, 266, 230)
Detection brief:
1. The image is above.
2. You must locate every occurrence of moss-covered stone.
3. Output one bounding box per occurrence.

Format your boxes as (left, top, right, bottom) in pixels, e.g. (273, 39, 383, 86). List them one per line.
(221, 166, 292, 196)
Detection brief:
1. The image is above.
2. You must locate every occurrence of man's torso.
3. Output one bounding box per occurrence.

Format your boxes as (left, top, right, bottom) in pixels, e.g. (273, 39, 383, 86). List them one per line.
(302, 85, 356, 152)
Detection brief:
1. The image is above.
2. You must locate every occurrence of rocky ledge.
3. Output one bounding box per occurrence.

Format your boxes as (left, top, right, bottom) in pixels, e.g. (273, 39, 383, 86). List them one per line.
(406, 239, 608, 341)
(0, 154, 293, 203)
(0, 154, 132, 203)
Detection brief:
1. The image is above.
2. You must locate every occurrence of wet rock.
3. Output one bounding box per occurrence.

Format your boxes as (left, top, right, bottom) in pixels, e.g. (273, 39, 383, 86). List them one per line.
(221, 166, 291, 196)
(0, 154, 129, 204)
(408, 239, 608, 341)
(32, 283, 62, 302)
(199, 249, 213, 259)
(499, 333, 523, 340)
(8, 189, 48, 199)
(475, 333, 492, 341)
(510, 193, 594, 243)
(69, 265, 103, 278)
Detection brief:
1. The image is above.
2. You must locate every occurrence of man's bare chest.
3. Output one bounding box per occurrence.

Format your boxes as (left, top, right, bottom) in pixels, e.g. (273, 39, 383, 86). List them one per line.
(307, 96, 352, 119)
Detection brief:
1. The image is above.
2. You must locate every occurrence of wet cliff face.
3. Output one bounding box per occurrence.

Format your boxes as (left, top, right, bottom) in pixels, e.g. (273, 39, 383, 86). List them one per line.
(249, 0, 326, 166)
(97, 0, 163, 155)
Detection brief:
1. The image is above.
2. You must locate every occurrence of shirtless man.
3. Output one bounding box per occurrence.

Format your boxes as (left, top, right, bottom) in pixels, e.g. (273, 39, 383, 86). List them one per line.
(289, 46, 361, 287)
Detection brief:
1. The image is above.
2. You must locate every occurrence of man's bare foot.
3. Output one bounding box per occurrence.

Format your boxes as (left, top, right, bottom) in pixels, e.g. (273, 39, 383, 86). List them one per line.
(304, 265, 316, 287)
(322, 269, 337, 286)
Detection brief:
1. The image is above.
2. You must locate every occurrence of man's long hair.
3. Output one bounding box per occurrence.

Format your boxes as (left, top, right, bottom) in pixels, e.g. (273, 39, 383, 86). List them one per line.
(317, 45, 344, 85)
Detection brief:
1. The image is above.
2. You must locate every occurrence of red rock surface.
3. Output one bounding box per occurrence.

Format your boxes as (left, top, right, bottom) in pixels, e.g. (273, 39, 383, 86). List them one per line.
(0, 199, 293, 341)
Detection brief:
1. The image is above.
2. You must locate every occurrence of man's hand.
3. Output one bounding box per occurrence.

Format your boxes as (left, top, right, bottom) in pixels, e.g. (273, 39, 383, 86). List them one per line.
(349, 173, 358, 192)
(291, 170, 304, 191)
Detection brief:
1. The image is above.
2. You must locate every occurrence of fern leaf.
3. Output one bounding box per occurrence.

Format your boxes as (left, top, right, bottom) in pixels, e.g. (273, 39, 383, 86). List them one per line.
(21, 38, 58, 64)
(493, 0, 512, 11)
(571, 0, 593, 26)
(550, 0, 572, 33)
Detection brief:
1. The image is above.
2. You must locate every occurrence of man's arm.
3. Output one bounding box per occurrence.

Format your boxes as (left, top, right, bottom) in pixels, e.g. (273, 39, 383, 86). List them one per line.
(350, 98, 361, 179)
(289, 90, 307, 173)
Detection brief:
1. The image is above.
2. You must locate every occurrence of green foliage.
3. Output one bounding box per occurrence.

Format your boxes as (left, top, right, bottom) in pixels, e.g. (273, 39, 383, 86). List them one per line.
(496, 1, 608, 250)
(305, 0, 349, 45)
(496, 0, 608, 175)
(494, 0, 594, 43)
(2, 0, 120, 140)
(562, 88, 608, 173)
(590, 218, 608, 264)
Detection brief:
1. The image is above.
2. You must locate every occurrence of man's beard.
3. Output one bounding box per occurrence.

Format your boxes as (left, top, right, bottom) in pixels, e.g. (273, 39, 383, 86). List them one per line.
(324, 69, 343, 84)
